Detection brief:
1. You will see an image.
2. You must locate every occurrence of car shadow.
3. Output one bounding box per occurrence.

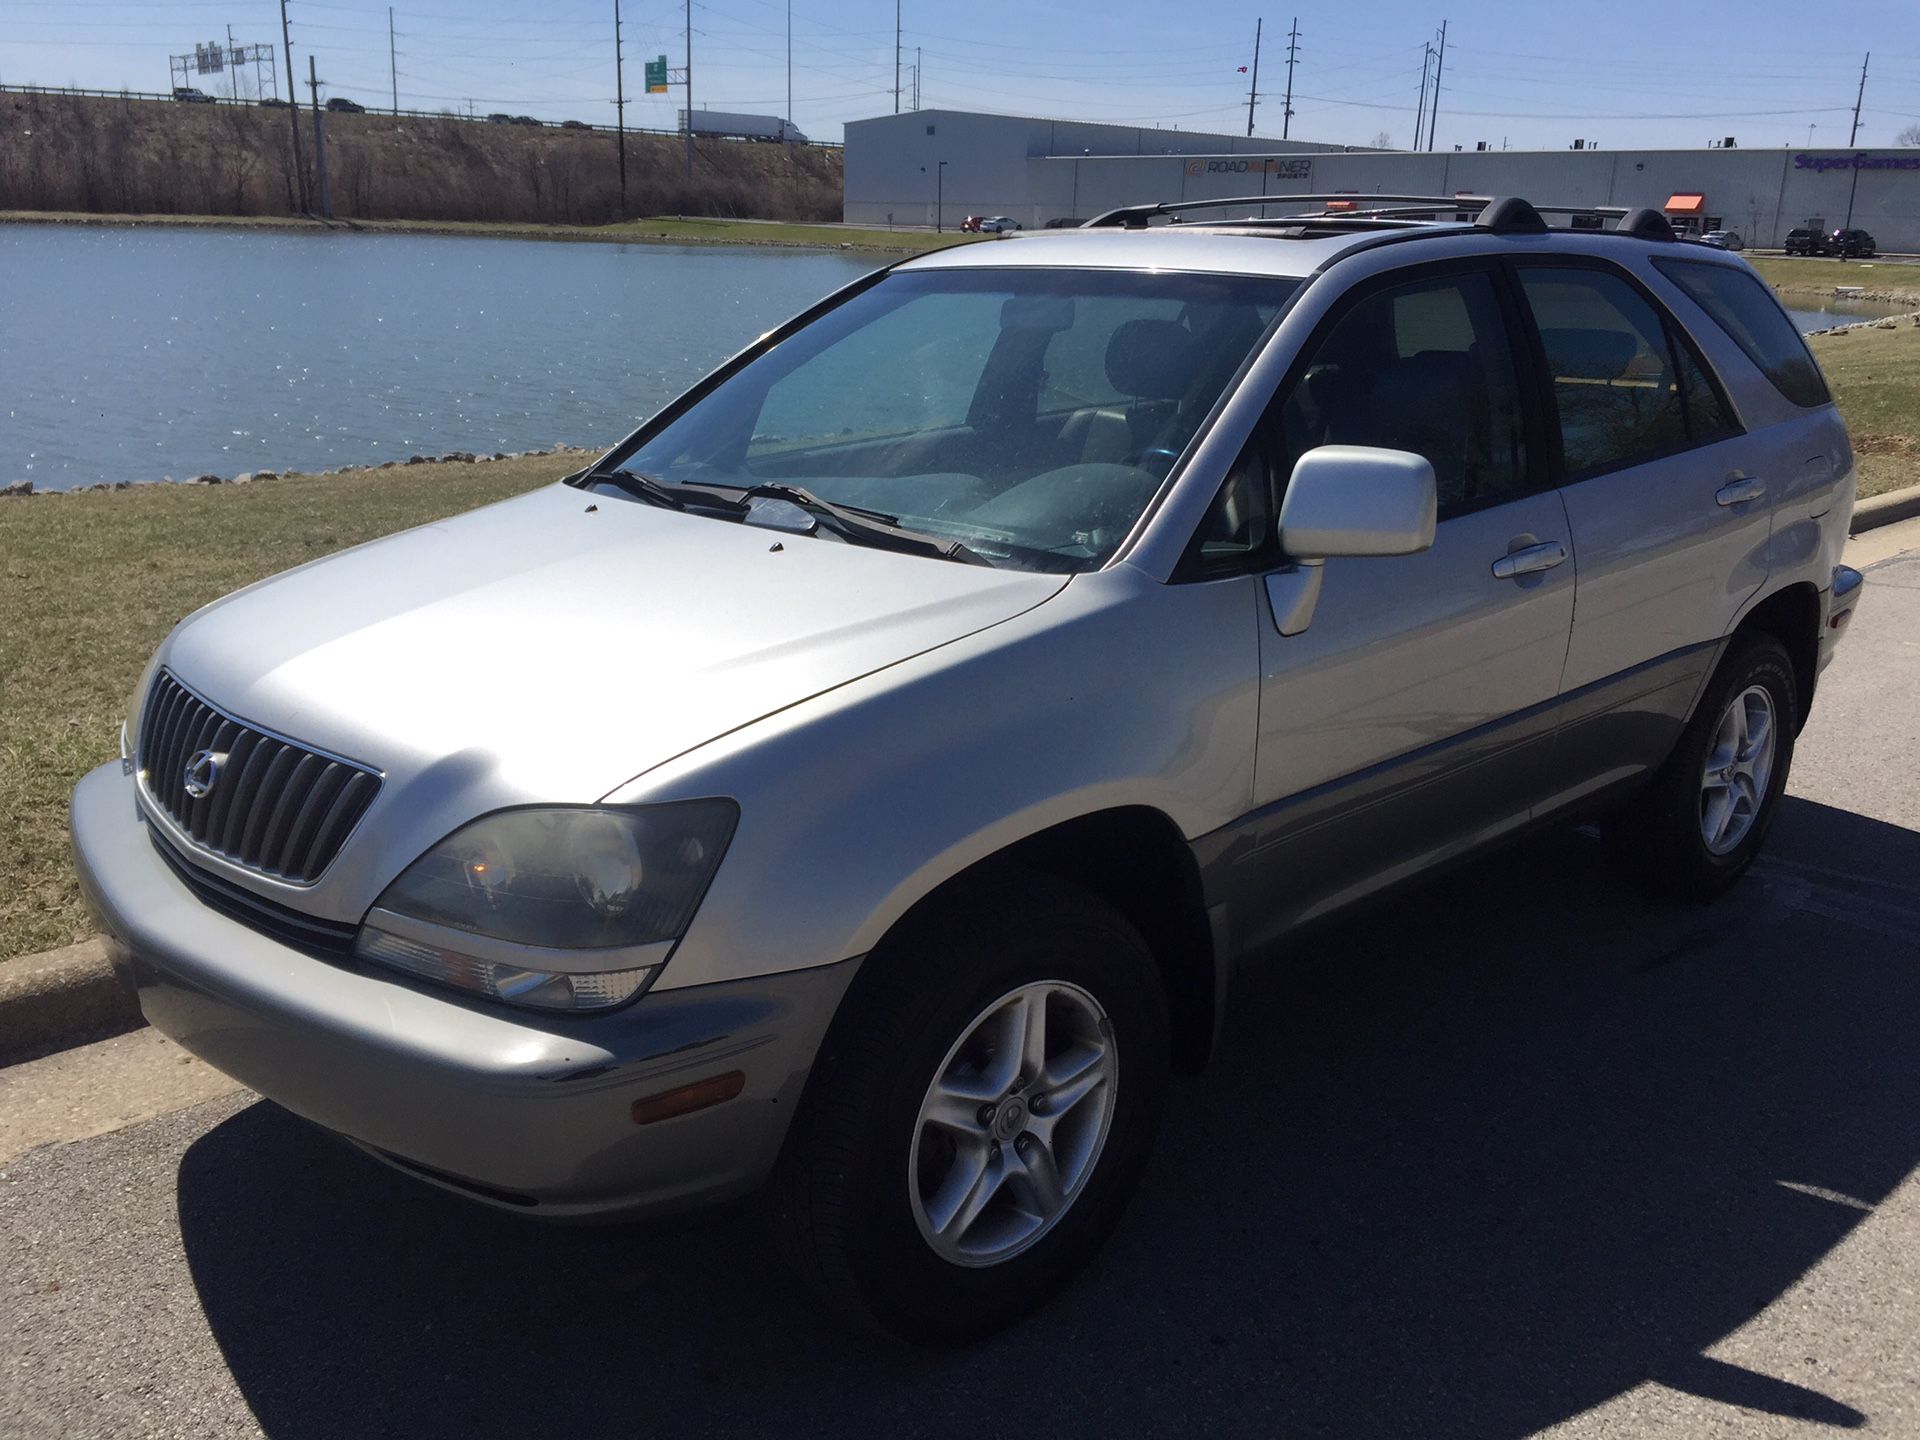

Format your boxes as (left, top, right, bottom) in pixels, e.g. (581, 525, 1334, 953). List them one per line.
(177, 795, 1919, 1438)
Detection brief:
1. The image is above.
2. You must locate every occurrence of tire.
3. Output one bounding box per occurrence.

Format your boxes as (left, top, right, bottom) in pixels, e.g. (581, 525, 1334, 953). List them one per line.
(766, 871, 1170, 1343)
(1605, 632, 1798, 901)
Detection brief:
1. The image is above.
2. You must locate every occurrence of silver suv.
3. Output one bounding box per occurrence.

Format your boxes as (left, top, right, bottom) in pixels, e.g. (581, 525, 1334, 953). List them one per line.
(73, 194, 1864, 1342)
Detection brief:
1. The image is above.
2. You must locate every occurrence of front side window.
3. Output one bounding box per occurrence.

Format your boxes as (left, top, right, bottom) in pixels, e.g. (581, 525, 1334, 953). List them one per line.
(1273, 268, 1530, 518)
(1516, 265, 1735, 478)
(1653, 257, 1830, 409)
(619, 268, 1296, 571)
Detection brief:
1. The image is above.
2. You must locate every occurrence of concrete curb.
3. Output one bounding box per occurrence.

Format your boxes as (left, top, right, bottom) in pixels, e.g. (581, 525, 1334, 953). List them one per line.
(1852, 484, 1920, 534)
(0, 938, 142, 1065)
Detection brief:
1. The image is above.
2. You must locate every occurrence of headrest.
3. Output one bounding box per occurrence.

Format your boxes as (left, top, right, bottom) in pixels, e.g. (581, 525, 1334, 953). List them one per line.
(1105, 318, 1197, 401)
(1538, 327, 1641, 382)
(1368, 350, 1484, 415)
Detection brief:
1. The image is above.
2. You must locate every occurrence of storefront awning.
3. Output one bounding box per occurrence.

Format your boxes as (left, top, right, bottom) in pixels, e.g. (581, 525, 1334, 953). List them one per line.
(1664, 192, 1706, 214)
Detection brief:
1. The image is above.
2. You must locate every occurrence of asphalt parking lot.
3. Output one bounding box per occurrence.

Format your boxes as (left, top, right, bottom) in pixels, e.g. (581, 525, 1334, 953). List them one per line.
(3, 543, 1917, 1440)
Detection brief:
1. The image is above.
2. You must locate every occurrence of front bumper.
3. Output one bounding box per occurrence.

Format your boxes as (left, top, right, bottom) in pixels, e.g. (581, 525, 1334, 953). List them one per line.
(71, 762, 858, 1218)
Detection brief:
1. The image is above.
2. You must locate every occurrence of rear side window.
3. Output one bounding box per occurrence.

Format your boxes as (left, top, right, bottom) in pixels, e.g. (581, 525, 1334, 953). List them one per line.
(1516, 266, 1736, 479)
(1653, 258, 1830, 408)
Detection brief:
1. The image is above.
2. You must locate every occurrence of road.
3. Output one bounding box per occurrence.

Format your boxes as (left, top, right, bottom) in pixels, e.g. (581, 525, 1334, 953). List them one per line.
(4, 530, 1919, 1439)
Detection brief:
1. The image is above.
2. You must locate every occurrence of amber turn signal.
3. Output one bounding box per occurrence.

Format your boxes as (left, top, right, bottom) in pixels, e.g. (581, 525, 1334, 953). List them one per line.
(630, 1070, 747, 1125)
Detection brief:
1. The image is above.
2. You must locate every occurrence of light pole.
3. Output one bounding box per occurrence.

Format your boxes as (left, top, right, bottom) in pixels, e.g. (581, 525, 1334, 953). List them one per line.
(936, 159, 947, 232)
(1807, 123, 1816, 148)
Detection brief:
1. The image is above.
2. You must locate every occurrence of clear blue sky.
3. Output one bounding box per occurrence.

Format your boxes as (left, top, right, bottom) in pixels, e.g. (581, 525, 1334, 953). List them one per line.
(4, 0, 1918, 150)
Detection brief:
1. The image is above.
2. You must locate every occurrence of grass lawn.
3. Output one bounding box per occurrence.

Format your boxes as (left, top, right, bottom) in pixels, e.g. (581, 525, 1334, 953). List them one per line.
(1808, 323, 1920, 500)
(3, 326, 1918, 965)
(1748, 254, 1920, 302)
(0, 210, 977, 255)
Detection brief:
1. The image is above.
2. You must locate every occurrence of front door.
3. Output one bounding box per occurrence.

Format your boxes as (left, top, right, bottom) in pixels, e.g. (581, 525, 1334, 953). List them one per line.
(1217, 263, 1578, 948)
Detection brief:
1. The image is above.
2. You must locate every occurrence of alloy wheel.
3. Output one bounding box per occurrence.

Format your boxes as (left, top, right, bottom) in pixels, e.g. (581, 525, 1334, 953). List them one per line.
(907, 981, 1119, 1267)
(1700, 683, 1777, 855)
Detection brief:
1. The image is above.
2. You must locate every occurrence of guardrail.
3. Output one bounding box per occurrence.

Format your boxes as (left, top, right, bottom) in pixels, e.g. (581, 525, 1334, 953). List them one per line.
(0, 84, 842, 147)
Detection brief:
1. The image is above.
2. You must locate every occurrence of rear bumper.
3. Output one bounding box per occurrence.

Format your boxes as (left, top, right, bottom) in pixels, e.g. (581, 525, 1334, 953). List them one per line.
(1819, 564, 1865, 675)
(71, 762, 857, 1218)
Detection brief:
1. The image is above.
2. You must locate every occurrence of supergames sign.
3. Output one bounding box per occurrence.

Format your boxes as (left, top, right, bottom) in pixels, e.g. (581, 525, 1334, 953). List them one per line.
(1184, 157, 1314, 179)
(1795, 152, 1920, 173)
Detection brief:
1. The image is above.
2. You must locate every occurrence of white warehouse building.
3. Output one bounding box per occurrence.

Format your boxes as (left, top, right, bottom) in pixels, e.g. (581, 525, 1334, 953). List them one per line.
(843, 109, 1920, 251)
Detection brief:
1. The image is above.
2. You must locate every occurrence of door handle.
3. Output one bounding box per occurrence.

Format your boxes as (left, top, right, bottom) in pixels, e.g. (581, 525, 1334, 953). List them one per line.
(1491, 540, 1567, 580)
(1716, 475, 1767, 507)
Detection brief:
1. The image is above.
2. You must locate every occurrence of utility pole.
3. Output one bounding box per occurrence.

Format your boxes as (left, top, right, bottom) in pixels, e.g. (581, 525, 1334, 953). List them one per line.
(306, 55, 332, 219)
(1414, 42, 1430, 151)
(894, 0, 902, 114)
(613, 0, 627, 211)
(786, 0, 792, 131)
(276, 0, 306, 211)
(388, 8, 398, 114)
(1281, 17, 1299, 139)
(915, 46, 921, 110)
(1245, 19, 1261, 138)
(684, 0, 693, 177)
(226, 25, 238, 100)
(1427, 19, 1447, 152)
(1849, 51, 1869, 146)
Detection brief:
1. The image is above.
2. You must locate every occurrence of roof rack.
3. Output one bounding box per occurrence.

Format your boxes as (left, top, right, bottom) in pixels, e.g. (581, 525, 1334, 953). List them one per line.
(1084, 193, 1665, 240)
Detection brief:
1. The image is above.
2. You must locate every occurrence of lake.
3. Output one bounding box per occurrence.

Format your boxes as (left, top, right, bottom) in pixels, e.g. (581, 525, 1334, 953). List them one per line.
(0, 225, 880, 492)
(1782, 296, 1914, 333)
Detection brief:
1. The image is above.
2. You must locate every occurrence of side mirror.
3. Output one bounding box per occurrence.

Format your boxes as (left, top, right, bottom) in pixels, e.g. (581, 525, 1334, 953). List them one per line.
(1266, 446, 1437, 636)
(1278, 445, 1437, 560)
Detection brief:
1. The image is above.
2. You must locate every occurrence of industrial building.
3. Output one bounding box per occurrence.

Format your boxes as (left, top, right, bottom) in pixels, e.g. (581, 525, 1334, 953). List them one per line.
(843, 108, 1920, 252)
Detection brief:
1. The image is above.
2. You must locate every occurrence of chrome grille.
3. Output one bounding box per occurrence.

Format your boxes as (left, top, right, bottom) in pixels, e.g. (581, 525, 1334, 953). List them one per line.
(136, 670, 381, 883)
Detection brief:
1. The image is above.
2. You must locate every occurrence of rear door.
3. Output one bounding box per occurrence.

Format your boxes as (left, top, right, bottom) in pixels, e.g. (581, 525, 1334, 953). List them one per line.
(1215, 261, 1577, 944)
(1508, 260, 1773, 810)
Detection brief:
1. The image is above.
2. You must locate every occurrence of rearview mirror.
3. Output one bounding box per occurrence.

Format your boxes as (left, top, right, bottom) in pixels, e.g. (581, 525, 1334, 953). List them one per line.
(1266, 446, 1437, 637)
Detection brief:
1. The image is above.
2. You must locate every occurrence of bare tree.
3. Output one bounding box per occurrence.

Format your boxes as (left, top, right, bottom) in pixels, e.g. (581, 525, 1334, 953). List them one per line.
(1897, 121, 1920, 146)
(1371, 130, 1394, 150)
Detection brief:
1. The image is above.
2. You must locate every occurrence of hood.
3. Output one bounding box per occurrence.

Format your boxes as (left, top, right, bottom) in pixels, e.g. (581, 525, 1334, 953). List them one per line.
(162, 483, 1066, 805)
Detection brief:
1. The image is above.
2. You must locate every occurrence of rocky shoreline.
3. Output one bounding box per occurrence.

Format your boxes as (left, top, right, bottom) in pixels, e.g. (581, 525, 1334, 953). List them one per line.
(0, 444, 595, 499)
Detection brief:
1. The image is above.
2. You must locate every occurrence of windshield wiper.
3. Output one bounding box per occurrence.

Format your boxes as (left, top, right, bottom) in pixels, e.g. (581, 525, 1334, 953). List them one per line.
(593, 469, 752, 515)
(735, 483, 990, 566)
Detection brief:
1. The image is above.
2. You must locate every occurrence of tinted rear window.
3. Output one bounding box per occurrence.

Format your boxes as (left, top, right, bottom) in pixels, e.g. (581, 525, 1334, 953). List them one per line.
(1653, 259, 1830, 408)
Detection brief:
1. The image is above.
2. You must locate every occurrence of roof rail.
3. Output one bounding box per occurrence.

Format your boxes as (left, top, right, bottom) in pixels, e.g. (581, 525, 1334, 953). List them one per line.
(1617, 207, 1677, 241)
(1084, 194, 1480, 228)
(1083, 192, 1657, 238)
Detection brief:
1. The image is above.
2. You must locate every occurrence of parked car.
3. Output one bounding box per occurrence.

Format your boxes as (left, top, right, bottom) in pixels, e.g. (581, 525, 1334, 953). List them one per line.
(486, 112, 513, 125)
(1783, 227, 1819, 256)
(560, 119, 591, 130)
(979, 215, 1023, 232)
(171, 87, 214, 104)
(76, 195, 1862, 1344)
(1044, 217, 1087, 229)
(959, 215, 985, 232)
(1701, 229, 1744, 251)
(257, 96, 288, 109)
(512, 114, 542, 127)
(1828, 228, 1876, 258)
(325, 96, 366, 114)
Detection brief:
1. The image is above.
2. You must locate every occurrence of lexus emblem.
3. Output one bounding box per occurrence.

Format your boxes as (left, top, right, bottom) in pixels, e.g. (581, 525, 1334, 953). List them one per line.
(183, 749, 225, 799)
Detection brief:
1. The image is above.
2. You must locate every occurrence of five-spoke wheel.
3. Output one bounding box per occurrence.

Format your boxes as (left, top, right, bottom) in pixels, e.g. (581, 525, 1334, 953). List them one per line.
(909, 982, 1118, 1266)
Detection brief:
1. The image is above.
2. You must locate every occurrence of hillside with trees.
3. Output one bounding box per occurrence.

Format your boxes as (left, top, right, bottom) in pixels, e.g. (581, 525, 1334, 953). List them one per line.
(0, 91, 841, 224)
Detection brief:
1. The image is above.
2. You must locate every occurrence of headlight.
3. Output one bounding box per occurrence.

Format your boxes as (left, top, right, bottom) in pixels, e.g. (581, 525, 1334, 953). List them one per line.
(355, 801, 738, 1012)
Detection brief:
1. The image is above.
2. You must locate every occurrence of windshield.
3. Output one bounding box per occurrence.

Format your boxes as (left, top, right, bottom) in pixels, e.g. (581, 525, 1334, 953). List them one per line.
(606, 267, 1298, 571)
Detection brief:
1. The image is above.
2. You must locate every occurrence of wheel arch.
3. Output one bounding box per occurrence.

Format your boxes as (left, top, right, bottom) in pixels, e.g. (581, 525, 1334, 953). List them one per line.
(866, 805, 1221, 1076)
(1730, 581, 1822, 730)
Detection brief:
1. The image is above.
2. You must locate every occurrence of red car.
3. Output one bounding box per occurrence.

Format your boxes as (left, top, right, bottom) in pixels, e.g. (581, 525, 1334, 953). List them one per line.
(959, 215, 984, 233)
